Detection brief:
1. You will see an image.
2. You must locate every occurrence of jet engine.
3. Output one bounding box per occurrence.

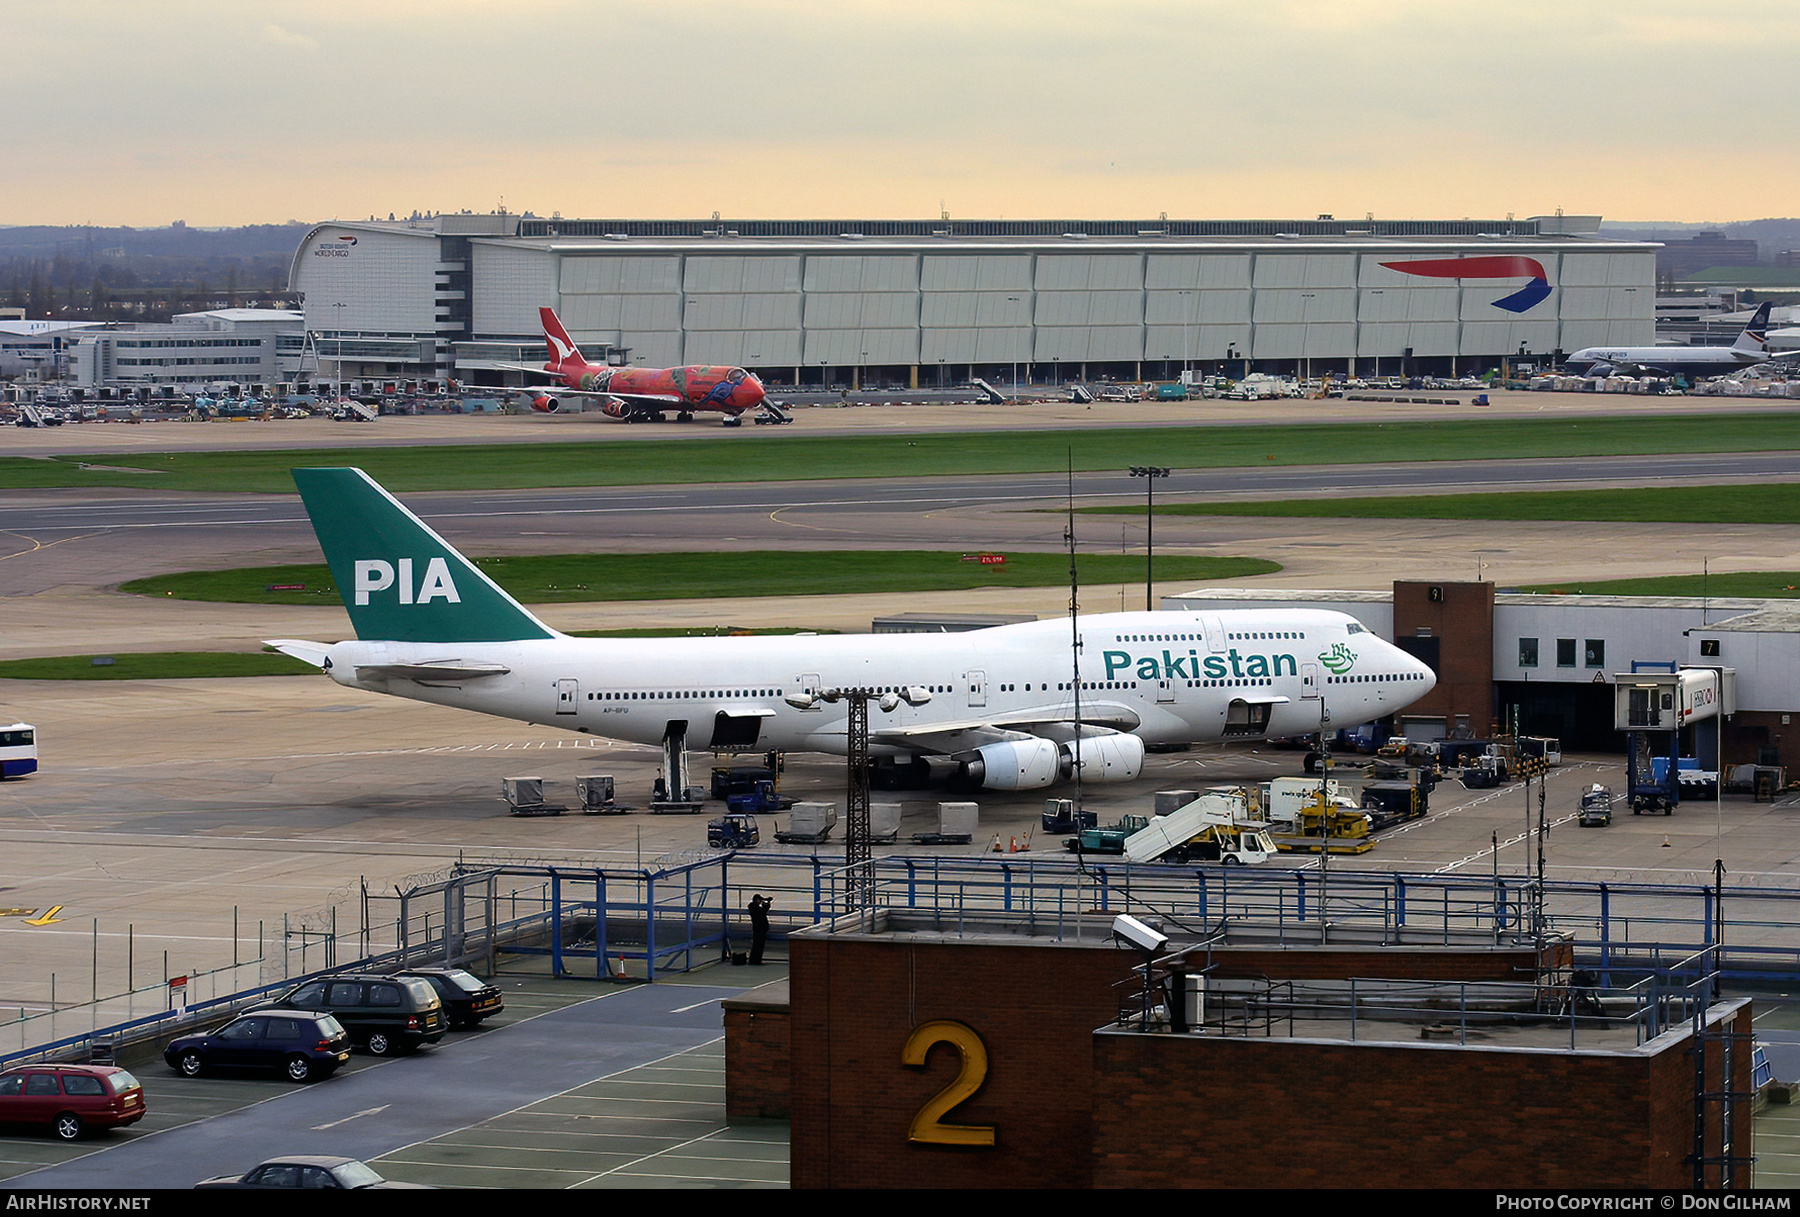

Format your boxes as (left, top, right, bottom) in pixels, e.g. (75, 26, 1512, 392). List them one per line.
(963, 738, 1062, 791)
(1072, 731, 1146, 783)
(529, 393, 560, 413)
(598, 397, 631, 419)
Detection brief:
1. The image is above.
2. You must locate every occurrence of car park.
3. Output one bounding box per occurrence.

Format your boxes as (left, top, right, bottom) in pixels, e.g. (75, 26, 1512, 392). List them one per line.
(0, 1064, 146, 1140)
(398, 968, 505, 1028)
(195, 1155, 430, 1189)
(163, 1010, 351, 1082)
(269, 974, 446, 1055)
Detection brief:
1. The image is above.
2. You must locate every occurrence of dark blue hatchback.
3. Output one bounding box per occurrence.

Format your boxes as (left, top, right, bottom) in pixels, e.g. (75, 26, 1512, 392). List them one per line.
(163, 1009, 352, 1083)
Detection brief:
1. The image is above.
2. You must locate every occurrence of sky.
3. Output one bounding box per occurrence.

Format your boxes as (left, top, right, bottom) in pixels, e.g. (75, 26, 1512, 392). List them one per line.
(10, 0, 1799, 229)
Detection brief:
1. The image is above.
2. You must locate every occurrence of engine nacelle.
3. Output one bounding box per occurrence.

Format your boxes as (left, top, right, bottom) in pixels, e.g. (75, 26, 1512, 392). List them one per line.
(1074, 732, 1146, 783)
(964, 739, 1062, 791)
(599, 396, 630, 419)
(530, 394, 560, 413)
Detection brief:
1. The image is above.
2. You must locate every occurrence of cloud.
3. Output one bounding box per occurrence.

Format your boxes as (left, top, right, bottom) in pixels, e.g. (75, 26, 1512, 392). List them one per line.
(262, 23, 318, 51)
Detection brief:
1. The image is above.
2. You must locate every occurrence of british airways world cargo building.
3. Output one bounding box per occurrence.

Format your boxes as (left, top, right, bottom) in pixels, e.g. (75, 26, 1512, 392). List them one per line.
(286, 213, 1652, 387)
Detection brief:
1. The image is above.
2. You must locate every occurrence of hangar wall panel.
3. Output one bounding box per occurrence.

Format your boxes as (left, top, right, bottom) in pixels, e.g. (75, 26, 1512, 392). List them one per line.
(471, 244, 558, 336)
(683, 255, 802, 292)
(560, 255, 681, 295)
(1358, 322, 1461, 358)
(688, 293, 803, 330)
(805, 293, 919, 329)
(1034, 254, 1142, 291)
(1144, 324, 1252, 360)
(1253, 288, 1356, 324)
(299, 228, 441, 334)
(1035, 291, 1144, 326)
(1254, 322, 1356, 359)
(1254, 254, 1357, 289)
(685, 330, 804, 365)
(921, 255, 1033, 291)
(806, 328, 919, 364)
(805, 256, 920, 293)
(619, 330, 684, 366)
(1036, 326, 1143, 362)
(1461, 320, 1559, 355)
(1145, 254, 1252, 290)
(1357, 287, 1459, 323)
(1144, 290, 1252, 325)
(920, 292, 1033, 327)
(1561, 252, 1655, 288)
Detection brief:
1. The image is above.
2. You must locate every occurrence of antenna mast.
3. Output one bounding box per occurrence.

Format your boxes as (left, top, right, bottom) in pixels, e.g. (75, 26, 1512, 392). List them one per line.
(1067, 451, 1084, 810)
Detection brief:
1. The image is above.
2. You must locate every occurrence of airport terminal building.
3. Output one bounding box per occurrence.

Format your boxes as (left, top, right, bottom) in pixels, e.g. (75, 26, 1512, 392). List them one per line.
(285, 213, 1655, 388)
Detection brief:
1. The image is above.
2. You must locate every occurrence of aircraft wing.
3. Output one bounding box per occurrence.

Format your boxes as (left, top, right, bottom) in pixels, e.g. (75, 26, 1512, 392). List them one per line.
(870, 702, 1142, 754)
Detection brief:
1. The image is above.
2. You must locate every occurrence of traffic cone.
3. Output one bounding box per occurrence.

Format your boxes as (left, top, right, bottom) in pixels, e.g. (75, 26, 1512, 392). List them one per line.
(1661, 835, 1672, 848)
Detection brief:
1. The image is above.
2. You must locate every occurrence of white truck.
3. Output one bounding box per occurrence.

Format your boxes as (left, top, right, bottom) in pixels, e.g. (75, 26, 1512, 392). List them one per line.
(1123, 792, 1276, 866)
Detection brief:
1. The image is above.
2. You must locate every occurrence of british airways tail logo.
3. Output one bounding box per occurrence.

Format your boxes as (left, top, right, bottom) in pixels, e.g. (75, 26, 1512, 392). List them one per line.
(1380, 256, 1551, 313)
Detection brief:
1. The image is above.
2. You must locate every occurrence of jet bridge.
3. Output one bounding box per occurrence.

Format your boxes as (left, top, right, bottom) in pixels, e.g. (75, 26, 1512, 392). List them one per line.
(1614, 667, 1735, 815)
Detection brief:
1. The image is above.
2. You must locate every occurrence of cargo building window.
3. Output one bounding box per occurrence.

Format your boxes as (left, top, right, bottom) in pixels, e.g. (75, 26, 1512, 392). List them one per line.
(1556, 639, 1576, 668)
(1585, 640, 1605, 669)
(1518, 638, 1538, 668)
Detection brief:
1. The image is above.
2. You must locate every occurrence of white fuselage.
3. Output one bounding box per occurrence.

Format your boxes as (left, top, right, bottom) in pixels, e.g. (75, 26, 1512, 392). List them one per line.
(319, 608, 1436, 761)
(1565, 342, 1765, 379)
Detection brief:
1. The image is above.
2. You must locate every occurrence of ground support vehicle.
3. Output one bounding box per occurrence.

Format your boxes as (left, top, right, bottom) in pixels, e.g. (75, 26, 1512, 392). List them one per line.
(726, 780, 794, 815)
(1064, 814, 1150, 855)
(1122, 793, 1276, 865)
(708, 812, 760, 848)
(1579, 784, 1614, 828)
(773, 801, 835, 845)
(1042, 798, 1098, 834)
(0, 1065, 145, 1140)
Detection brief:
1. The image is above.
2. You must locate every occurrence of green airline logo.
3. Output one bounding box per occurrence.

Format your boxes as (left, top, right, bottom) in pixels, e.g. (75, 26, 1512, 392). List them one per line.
(1318, 642, 1357, 674)
(1103, 648, 1297, 681)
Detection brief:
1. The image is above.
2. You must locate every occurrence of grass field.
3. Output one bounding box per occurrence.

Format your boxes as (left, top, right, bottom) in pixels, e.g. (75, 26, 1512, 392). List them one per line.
(122, 551, 1281, 606)
(1515, 572, 1800, 597)
(0, 652, 320, 680)
(1086, 483, 1800, 525)
(8, 413, 1800, 494)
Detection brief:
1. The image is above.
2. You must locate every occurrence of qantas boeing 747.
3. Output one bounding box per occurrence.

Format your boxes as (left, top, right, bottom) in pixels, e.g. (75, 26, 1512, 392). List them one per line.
(492, 307, 781, 425)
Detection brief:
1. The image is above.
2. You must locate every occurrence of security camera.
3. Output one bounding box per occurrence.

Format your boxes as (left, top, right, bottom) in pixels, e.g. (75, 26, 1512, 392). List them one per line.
(1112, 914, 1168, 953)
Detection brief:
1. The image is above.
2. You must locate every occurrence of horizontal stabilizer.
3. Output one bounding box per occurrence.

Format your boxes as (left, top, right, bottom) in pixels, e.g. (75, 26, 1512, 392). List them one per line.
(354, 660, 512, 685)
(265, 639, 331, 668)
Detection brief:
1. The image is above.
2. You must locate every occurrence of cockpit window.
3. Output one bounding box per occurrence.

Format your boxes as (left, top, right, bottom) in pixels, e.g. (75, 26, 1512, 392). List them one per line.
(1345, 623, 1366, 635)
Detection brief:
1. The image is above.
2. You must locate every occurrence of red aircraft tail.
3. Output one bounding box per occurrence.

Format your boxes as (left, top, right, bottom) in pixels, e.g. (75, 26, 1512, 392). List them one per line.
(539, 307, 585, 370)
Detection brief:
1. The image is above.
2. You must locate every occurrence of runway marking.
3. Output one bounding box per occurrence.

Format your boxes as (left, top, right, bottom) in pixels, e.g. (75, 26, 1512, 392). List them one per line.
(0, 528, 111, 562)
(23, 906, 64, 925)
(313, 1105, 391, 1130)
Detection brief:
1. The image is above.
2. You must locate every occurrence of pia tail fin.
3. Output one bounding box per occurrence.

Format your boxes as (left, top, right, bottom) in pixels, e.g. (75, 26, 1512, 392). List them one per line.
(291, 467, 558, 643)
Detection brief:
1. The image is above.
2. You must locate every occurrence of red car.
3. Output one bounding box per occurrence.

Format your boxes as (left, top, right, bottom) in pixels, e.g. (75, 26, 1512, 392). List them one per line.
(0, 1064, 146, 1141)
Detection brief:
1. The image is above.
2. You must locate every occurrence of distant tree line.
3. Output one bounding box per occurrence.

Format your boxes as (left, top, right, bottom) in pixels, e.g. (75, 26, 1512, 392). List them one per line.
(0, 222, 309, 322)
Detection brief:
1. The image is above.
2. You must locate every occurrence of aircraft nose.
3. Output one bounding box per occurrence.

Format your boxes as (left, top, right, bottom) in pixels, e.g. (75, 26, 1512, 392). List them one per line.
(739, 372, 766, 408)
